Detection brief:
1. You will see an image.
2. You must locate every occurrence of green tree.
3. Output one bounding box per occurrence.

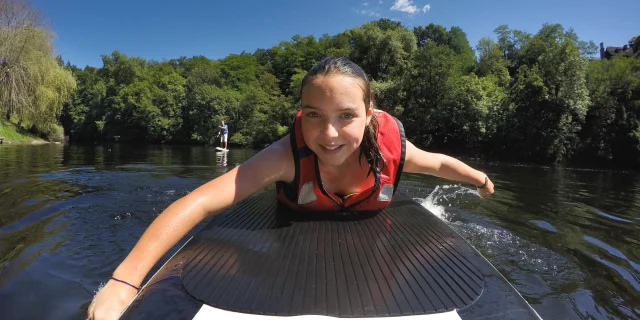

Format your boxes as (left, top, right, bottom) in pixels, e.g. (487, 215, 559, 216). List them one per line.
(447, 26, 475, 73)
(319, 32, 351, 58)
(217, 53, 261, 90)
(475, 37, 510, 86)
(147, 62, 186, 142)
(259, 35, 323, 95)
(493, 24, 590, 163)
(629, 36, 640, 56)
(399, 42, 460, 148)
(348, 19, 417, 81)
(493, 25, 531, 75)
(447, 74, 506, 153)
(64, 66, 107, 141)
(413, 23, 448, 47)
(0, 23, 75, 140)
(579, 58, 640, 167)
(0, 0, 76, 142)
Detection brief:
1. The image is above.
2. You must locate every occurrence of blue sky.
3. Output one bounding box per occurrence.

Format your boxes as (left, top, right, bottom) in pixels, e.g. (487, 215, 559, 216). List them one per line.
(33, 0, 639, 69)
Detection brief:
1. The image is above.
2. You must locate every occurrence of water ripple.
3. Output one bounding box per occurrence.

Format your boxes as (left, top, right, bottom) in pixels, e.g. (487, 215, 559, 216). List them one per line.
(530, 220, 558, 233)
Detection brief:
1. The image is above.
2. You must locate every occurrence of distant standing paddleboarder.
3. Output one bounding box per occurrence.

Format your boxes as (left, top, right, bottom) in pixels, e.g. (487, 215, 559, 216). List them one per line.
(219, 120, 229, 150)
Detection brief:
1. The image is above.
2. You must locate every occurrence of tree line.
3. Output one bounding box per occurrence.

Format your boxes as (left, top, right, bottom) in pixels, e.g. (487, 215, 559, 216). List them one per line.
(2, 0, 639, 168)
(0, 0, 75, 142)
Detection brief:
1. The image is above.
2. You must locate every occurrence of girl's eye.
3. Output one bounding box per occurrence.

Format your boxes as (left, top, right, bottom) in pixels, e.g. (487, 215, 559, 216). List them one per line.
(306, 112, 319, 118)
(341, 113, 354, 119)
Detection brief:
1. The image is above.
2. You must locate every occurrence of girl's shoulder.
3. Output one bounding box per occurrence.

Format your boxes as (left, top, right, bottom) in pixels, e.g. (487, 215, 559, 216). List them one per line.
(250, 134, 295, 184)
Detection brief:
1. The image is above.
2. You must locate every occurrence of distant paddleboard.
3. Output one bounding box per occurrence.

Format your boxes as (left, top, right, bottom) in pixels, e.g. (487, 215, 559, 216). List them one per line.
(215, 147, 228, 152)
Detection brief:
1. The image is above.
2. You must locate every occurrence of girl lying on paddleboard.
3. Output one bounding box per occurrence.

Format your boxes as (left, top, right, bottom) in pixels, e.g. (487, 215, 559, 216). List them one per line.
(88, 56, 495, 320)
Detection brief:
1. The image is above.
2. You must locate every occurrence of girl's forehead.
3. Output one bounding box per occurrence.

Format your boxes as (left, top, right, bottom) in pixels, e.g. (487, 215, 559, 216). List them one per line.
(307, 74, 363, 88)
(302, 76, 365, 100)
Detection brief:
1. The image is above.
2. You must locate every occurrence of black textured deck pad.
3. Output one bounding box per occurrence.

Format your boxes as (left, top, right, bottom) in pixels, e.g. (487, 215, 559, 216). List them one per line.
(181, 192, 484, 317)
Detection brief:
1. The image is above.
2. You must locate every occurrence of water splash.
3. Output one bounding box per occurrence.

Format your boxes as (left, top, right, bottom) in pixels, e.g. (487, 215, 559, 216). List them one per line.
(414, 184, 476, 221)
(114, 213, 132, 220)
(451, 222, 577, 277)
(415, 185, 582, 280)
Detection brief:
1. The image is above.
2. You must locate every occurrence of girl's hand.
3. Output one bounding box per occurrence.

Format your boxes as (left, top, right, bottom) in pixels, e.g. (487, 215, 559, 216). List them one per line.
(477, 176, 494, 198)
(87, 279, 138, 320)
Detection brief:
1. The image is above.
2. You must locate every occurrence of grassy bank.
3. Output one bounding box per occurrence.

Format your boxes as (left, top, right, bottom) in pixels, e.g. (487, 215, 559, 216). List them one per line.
(0, 120, 47, 144)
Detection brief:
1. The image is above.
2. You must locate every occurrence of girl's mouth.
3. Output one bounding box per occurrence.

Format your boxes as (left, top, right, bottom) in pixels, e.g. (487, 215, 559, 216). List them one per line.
(320, 144, 344, 154)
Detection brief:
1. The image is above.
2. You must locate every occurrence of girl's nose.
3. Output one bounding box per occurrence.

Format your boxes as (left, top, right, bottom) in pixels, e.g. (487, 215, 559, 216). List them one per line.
(323, 119, 339, 138)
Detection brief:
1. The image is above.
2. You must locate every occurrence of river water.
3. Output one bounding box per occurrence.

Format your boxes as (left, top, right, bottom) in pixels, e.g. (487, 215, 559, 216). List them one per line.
(0, 143, 638, 319)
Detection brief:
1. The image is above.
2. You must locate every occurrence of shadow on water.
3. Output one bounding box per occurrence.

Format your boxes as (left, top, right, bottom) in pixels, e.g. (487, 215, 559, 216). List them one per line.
(0, 144, 639, 319)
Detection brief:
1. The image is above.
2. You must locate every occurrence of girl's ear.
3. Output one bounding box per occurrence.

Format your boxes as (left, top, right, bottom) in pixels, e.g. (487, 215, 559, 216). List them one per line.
(365, 102, 374, 125)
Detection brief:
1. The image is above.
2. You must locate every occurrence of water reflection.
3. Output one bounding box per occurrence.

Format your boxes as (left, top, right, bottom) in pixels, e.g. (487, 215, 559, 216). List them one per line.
(216, 150, 228, 167)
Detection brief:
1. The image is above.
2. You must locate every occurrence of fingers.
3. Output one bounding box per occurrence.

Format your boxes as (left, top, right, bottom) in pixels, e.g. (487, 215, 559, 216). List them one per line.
(87, 290, 98, 320)
(87, 281, 137, 320)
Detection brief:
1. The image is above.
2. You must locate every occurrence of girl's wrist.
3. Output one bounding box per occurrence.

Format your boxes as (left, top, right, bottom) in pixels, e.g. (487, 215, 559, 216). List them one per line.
(473, 171, 488, 188)
(110, 276, 140, 292)
(476, 175, 488, 188)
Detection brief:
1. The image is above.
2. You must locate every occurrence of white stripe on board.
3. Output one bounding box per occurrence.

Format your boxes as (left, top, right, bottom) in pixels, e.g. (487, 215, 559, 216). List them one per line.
(193, 305, 462, 320)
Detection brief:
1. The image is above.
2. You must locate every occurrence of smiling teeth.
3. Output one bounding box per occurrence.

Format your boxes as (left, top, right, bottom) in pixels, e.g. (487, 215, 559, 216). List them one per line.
(325, 145, 339, 150)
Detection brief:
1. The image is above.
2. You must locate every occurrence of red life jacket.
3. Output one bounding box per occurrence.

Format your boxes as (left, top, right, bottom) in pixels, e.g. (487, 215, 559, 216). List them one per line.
(276, 109, 406, 212)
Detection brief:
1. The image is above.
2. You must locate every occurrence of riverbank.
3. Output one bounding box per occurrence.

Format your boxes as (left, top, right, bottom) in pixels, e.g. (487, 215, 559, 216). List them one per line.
(0, 120, 49, 145)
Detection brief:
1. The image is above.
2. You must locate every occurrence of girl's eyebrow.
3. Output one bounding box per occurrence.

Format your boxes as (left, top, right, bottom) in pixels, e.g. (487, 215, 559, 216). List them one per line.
(337, 106, 358, 112)
(300, 105, 358, 112)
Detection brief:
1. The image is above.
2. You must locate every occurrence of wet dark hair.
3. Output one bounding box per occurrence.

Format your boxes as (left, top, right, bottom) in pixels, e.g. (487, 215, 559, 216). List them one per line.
(300, 56, 384, 176)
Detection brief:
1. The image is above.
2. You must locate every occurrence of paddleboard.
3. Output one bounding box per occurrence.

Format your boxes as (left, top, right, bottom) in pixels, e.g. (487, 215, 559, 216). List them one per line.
(119, 192, 541, 320)
(215, 147, 228, 152)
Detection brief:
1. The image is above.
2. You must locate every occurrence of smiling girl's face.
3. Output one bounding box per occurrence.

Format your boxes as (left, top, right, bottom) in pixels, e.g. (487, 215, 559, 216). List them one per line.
(300, 74, 373, 167)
